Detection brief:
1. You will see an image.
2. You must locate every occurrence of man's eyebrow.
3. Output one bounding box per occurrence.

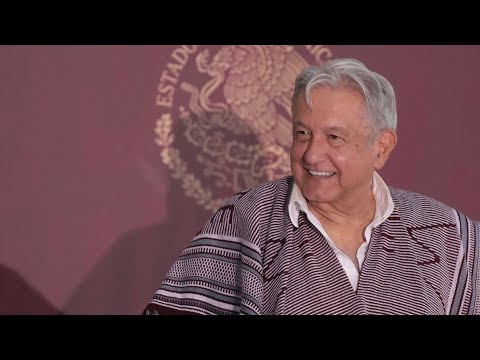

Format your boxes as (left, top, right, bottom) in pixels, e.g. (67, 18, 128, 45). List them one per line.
(326, 126, 349, 135)
(292, 120, 307, 127)
(292, 122, 350, 135)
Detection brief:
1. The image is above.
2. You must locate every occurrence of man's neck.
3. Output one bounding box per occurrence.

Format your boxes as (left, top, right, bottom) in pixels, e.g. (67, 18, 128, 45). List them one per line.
(307, 188, 376, 229)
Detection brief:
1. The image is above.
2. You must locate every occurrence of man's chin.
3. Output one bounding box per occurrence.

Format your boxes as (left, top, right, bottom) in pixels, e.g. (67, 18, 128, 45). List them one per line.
(304, 192, 337, 205)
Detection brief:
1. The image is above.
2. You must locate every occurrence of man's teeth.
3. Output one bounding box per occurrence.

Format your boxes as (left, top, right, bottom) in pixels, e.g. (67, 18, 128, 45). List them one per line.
(308, 170, 335, 176)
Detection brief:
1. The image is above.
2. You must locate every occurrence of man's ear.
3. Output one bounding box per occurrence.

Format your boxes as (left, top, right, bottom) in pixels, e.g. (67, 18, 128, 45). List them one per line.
(374, 130, 397, 171)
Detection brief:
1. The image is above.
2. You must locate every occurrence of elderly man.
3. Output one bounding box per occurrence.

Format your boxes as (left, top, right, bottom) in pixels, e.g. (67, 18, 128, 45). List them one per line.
(144, 58, 480, 315)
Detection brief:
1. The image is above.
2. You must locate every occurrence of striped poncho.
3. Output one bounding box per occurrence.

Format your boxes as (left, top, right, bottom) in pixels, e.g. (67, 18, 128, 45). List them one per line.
(145, 176, 480, 314)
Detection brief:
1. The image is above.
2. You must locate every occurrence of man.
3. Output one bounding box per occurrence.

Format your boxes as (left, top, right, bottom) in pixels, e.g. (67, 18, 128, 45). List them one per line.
(144, 58, 480, 314)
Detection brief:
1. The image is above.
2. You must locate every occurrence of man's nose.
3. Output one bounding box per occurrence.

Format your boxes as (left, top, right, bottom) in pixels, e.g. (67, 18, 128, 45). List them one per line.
(303, 138, 329, 164)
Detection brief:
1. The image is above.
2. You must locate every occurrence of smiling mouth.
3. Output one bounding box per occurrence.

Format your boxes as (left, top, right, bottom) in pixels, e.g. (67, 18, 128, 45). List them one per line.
(308, 170, 336, 177)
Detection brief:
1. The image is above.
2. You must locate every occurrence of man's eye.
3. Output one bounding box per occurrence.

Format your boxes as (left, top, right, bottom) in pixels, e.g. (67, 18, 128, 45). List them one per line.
(295, 130, 310, 136)
(328, 134, 342, 141)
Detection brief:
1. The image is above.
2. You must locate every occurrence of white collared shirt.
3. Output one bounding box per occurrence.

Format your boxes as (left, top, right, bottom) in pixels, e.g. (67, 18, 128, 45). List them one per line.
(288, 171, 394, 291)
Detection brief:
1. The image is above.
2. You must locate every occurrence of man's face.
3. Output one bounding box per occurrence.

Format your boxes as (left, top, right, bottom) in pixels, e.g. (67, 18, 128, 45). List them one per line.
(290, 86, 382, 207)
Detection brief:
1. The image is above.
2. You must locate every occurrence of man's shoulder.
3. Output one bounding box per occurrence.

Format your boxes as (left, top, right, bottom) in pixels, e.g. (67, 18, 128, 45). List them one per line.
(227, 175, 294, 207)
(388, 186, 480, 229)
(388, 186, 456, 218)
(389, 186, 440, 203)
(205, 176, 293, 234)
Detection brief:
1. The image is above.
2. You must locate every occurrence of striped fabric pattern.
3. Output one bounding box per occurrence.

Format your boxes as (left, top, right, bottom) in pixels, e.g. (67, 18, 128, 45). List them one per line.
(146, 176, 480, 315)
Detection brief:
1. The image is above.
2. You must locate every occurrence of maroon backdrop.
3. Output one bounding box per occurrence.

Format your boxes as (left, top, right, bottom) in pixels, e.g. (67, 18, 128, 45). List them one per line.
(1, 45, 479, 314)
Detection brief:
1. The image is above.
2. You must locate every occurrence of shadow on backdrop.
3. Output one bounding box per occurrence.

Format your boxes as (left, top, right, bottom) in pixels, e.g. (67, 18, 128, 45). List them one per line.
(63, 108, 291, 314)
(62, 176, 211, 315)
(0, 264, 63, 315)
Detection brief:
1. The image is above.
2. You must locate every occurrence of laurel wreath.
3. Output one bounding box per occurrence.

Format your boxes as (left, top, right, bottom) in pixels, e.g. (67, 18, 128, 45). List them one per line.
(155, 113, 229, 213)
